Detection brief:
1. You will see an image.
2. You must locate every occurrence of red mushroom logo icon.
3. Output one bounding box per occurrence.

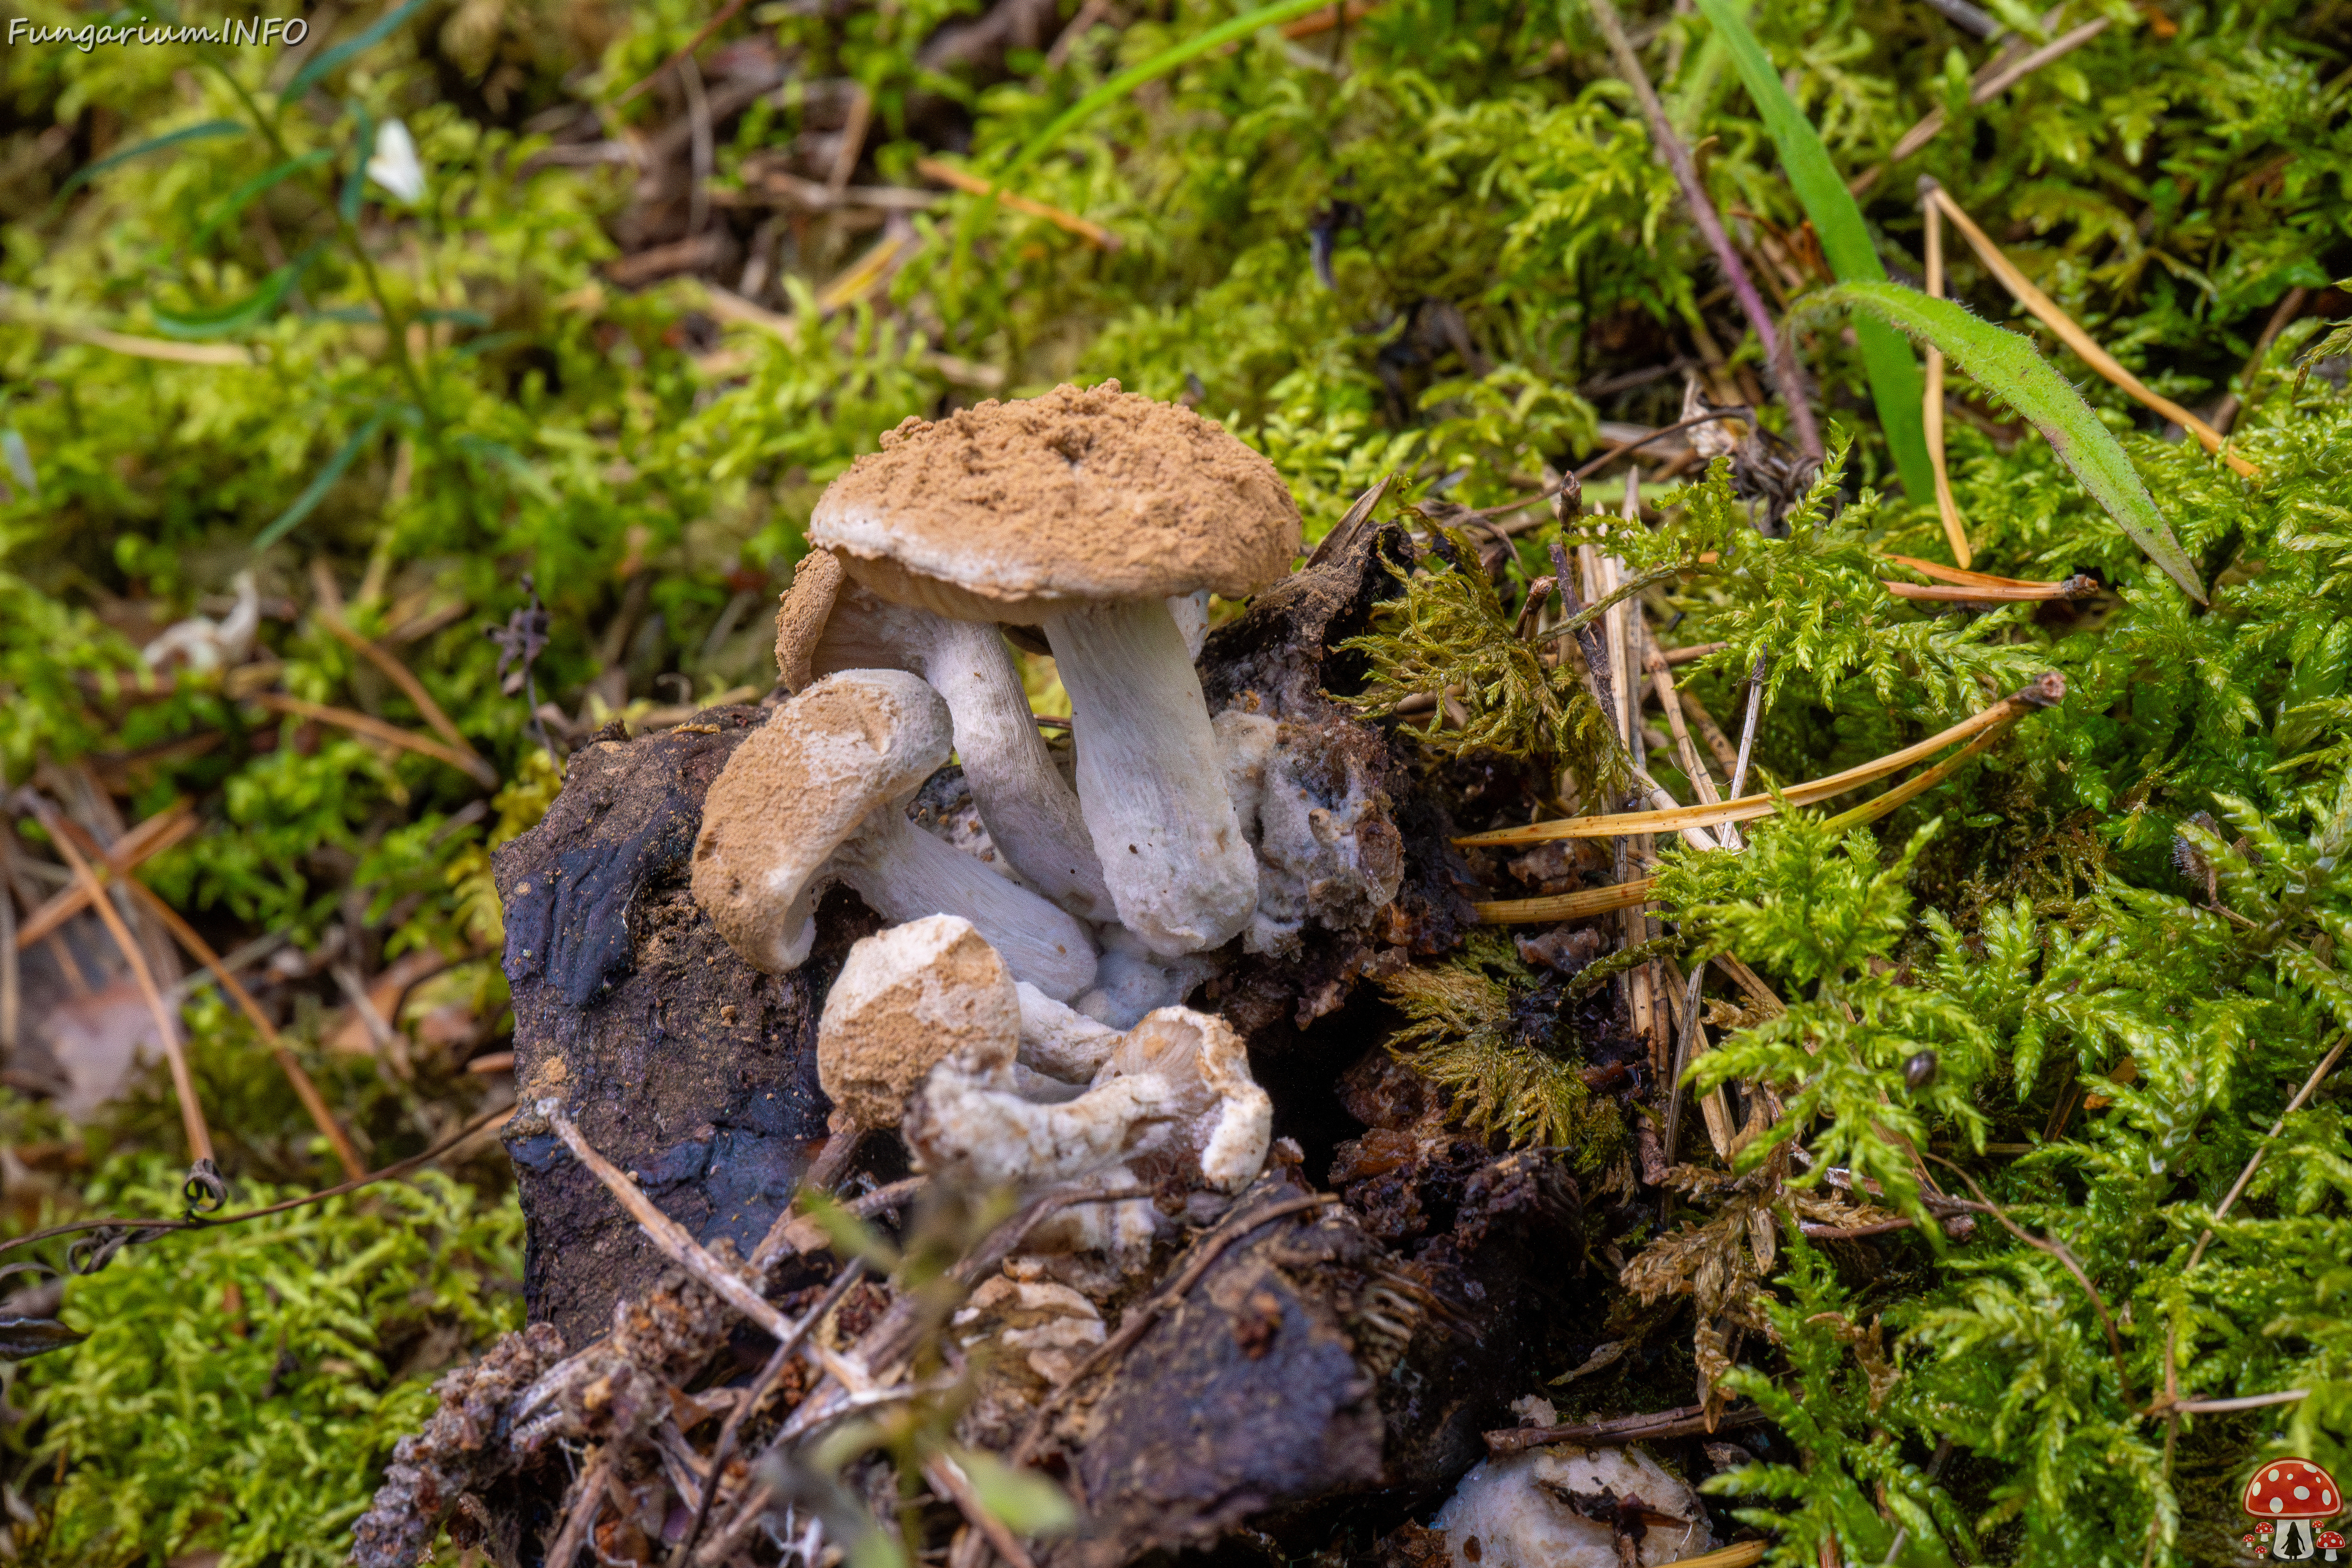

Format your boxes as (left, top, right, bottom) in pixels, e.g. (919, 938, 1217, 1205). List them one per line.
(2242, 1459, 2341, 1560)
(2318, 1528, 2344, 1561)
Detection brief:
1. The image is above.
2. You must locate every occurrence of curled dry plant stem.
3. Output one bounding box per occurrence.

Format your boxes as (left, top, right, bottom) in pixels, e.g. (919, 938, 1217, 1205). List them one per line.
(543, 1445, 619, 1568)
(1581, 0, 1822, 460)
(1920, 1152, 2134, 1406)
(12, 790, 214, 1169)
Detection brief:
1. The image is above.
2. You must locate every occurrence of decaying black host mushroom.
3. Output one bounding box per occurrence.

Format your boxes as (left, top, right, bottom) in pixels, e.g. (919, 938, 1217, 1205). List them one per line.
(775, 548, 1116, 924)
(690, 669, 1096, 1000)
(808, 380, 1302, 959)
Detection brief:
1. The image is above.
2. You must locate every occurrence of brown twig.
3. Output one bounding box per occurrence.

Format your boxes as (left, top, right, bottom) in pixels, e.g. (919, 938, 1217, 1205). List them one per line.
(316, 592, 496, 786)
(1583, 0, 1822, 459)
(667, 1261, 869, 1568)
(750, 1174, 926, 1273)
(2210, 285, 2310, 435)
(925, 1453, 1041, 1568)
(1280, 0, 1379, 36)
(1485, 1401, 1767, 1455)
(13, 790, 213, 1166)
(1850, 17, 2111, 194)
(14, 799, 196, 948)
(542, 1446, 619, 1568)
(613, 0, 750, 106)
(1009, 1192, 1341, 1464)
(1480, 411, 1752, 532)
(546, 1104, 793, 1338)
(35, 810, 366, 1182)
(1472, 875, 1657, 926)
(915, 158, 1121, 249)
(1880, 576, 2097, 603)
(1921, 1152, 2133, 1404)
(252, 693, 497, 783)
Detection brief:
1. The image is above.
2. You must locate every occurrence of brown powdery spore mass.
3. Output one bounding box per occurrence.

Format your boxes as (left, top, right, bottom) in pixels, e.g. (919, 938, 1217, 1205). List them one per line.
(812, 380, 1301, 611)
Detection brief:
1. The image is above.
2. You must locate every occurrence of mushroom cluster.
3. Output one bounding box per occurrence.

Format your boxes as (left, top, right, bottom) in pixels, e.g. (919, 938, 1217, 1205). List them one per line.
(2242, 1459, 2342, 1561)
(698, 380, 1399, 1047)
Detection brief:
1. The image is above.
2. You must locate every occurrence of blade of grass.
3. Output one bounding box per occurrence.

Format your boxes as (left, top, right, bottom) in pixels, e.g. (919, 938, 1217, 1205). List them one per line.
(186, 149, 333, 254)
(53, 119, 246, 201)
(1809, 281, 2207, 603)
(1925, 182, 2256, 480)
(251, 410, 387, 552)
(282, 0, 428, 100)
(1693, 0, 1932, 502)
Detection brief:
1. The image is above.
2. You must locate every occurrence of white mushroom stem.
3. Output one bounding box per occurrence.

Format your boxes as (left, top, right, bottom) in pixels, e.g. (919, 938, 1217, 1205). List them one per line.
(908, 1066, 1184, 1188)
(834, 807, 1097, 1001)
(918, 617, 1115, 922)
(1015, 981, 1123, 1082)
(1039, 596, 1258, 957)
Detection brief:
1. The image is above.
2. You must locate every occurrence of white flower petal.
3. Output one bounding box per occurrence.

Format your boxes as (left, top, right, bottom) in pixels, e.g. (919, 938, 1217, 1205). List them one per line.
(365, 119, 426, 203)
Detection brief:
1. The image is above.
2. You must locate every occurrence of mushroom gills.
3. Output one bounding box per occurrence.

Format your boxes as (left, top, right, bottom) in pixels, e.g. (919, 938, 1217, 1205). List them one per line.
(1040, 595, 1258, 957)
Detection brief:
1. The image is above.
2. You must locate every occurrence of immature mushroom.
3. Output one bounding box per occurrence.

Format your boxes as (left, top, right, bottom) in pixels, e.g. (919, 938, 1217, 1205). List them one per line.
(690, 669, 1095, 999)
(775, 549, 1115, 922)
(809, 380, 1302, 958)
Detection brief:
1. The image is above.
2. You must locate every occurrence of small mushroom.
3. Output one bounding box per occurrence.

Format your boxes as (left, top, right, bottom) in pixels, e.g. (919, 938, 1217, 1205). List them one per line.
(809, 380, 1302, 958)
(816, 914, 1022, 1132)
(775, 549, 1115, 922)
(691, 669, 1096, 999)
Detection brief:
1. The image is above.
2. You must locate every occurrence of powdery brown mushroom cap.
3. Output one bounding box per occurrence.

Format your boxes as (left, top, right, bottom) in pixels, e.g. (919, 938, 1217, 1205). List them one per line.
(808, 380, 1302, 624)
(2244, 1459, 2341, 1520)
(774, 548, 846, 692)
(819, 915, 1020, 1129)
(690, 669, 951, 972)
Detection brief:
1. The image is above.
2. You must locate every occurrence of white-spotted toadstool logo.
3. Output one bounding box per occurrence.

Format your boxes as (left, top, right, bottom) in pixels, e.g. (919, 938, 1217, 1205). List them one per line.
(2241, 1458, 2341, 1559)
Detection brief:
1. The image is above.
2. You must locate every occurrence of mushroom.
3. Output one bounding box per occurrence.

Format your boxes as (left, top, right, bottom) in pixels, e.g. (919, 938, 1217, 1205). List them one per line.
(775, 549, 1115, 922)
(809, 380, 1302, 958)
(690, 669, 1095, 999)
(2319, 1528, 2343, 1561)
(2242, 1458, 2341, 1561)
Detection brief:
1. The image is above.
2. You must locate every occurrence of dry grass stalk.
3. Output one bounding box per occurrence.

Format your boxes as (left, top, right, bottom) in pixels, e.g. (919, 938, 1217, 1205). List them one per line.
(312, 567, 495, 784)
(1925, 183, 2259, 478)
(916, 158, 1121, 249)
(1920, 189, 1973, 568)
(14, 797, 195, 948)
(13, 791, 213, 1164)
(253, 693, 499, 781)
(1457, 673, 2063, 848)
(2211, 284, 2310, 435)
(1280, 0, 1379, 37)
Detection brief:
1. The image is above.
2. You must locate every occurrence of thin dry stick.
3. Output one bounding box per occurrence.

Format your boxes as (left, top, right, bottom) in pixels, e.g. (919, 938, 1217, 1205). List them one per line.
(2211, 285, 2310, 435)
(1582, 0, 1822, 459)
(14, 792, 213, 1166)
(15, 800, 196, 949)
(826, 81, 869, 196)
(1483, 412, 1751, 533)
(1849, 13, 2108, 194)
(1923, 1152, 2133, 1404)
(1009, 1193, 1341, 1464)
(1457, 672, 2062, 847)
(1926, 183, 2259, 478)
(614, 0, 750, 105)
(1921, 187, 1972, 569)
(253, 693, 498, 782)
(36, 810, 365, 1181)
(914, 159, 1121, 250)
(1882, 575, 2097, 604)
(1471, 875, 1656, 925)
(1641, 621, 1722, 809)
(543, 1446, 619, 1568)
(668, 1261, 869, 1568)
(1487, 1401, 1768, 1454)
(546, 1104, 793, 1338)
(315, 607, 493, 783)
(1671, 679, 1742, 775)
(750, 1174, 925, 1273)
(925, 1454, 1041, 1568)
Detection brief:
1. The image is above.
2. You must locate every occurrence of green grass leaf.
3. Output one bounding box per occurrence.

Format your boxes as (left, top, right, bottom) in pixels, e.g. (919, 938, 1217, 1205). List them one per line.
(55, 119, 246, 200)
(187, 149, 333, 255)
(1811, 281, 2207, 603)
(1694, 0, 1934, 503)
(282, 0, 428, 100)
(149, 248, 315, 339)
(251, 409, 388, 552)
